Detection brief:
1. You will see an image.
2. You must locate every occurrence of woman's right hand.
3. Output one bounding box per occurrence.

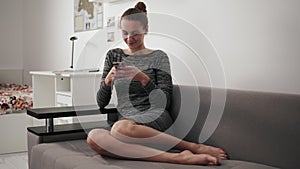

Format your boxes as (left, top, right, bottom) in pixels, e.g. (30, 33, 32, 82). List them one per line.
(104, 67, 117, 87)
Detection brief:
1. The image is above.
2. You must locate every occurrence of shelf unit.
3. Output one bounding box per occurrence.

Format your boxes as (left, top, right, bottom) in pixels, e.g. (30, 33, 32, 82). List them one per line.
(55, 75, 72, 107)
(30, 71, 107, 125)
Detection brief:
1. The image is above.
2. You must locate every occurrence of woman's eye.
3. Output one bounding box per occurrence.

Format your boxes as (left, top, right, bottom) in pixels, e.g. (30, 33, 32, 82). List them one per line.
(122, 30, 141, 37)
(131, 31, 139, 36)
(122, 31, 128, 36)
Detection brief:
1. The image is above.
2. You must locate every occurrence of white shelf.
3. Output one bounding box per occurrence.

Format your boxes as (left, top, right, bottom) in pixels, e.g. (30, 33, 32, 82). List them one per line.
(31, 70, 102, 108)
(56, 94, 72, 106)
(30, 71, 55, 76)
(56, 91, 72, 96)
(31, 70, 112, 125)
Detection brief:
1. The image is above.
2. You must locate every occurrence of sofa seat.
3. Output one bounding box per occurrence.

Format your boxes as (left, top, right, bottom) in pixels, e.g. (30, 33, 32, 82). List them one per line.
(28, 85, 300, 168)
(30, 139, 277, 169)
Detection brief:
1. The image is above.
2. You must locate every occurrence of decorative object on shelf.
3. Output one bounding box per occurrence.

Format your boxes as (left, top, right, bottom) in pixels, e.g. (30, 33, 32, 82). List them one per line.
(70, 36, 78, 69)
(74, 0, 103, 32)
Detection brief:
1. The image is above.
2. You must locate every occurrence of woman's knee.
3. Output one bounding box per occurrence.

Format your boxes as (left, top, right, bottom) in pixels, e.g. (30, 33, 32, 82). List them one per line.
(111, 120, 137, 138)
(87, 128, 110, 153)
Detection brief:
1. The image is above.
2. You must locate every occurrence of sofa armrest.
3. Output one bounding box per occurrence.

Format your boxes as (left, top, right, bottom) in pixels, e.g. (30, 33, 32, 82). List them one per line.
(26, 105, 118, 167)
(27, 105, 118, 132)
(27, 105, 118, 119)
(27, 105, 117, 158)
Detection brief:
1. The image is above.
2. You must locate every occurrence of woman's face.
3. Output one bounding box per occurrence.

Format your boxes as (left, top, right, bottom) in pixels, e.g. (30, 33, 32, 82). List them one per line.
(120, 19, 148, 51)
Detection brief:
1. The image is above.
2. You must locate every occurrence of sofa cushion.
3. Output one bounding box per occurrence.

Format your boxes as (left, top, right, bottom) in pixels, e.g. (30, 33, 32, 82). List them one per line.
(169, 85, 300, 169)
(30, 140, 277, 169)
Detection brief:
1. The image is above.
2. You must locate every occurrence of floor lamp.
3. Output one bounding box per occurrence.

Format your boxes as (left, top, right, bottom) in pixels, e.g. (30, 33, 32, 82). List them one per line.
(70, 36, 78, 69)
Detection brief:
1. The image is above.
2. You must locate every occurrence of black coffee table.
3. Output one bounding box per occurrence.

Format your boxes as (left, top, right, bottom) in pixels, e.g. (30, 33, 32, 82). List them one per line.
(27, 105, 116, 139)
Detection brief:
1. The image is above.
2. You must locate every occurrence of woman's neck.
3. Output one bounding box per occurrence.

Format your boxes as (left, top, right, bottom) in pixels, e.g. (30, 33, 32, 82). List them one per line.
(125, 45, 153, 56)
(129, 48, 145, 54)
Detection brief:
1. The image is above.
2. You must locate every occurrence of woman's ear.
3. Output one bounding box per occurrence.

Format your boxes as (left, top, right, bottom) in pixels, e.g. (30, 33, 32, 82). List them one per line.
(144, 25, 149, 35)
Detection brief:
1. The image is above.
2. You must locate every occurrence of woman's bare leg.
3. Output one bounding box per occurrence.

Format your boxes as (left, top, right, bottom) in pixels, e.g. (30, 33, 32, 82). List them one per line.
(87, 128, 218, 165)
(110, 120, 228, 159)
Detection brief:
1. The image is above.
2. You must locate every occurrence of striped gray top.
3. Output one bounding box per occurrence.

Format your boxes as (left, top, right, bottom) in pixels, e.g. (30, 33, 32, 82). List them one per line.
(97, 48, 173, 122)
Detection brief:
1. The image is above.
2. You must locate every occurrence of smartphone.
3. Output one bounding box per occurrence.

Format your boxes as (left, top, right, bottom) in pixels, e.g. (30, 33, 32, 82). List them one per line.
(113, 62, 123, 70)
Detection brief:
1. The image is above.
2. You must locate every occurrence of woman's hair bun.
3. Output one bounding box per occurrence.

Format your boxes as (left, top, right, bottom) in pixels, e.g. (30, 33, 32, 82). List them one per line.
(135, 2, 147, 13)
(121, 1, 148, 28)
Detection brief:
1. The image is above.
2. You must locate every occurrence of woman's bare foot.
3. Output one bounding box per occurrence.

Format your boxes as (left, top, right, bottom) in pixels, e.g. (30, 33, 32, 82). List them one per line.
(191, 144, 228, 160)
(173, 150, 219, 165)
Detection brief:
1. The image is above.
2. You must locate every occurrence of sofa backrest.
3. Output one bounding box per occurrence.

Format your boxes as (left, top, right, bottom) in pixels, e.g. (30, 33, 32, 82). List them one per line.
(169, 85, 300, 169)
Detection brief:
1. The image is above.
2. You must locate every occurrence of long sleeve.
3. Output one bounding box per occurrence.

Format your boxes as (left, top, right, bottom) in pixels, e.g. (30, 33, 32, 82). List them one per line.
(96, 50, 114, 108)
(143, 51, 173, 110)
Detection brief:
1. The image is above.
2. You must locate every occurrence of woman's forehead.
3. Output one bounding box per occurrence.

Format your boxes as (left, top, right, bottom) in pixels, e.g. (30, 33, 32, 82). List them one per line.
(120, 20, 144, 31)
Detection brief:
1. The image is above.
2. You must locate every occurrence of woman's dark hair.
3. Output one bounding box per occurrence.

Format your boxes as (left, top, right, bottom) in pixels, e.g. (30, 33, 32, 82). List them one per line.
(120, 2, 148, 28)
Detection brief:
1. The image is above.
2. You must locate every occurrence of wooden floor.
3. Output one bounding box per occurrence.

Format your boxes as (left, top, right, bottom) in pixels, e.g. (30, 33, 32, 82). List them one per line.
(0, 152, 28, 169)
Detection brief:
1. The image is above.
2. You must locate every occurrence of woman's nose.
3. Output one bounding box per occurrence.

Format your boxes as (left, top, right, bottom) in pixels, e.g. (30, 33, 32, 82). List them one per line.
(126, 34, 135, 39)
(127, 35, 135, 42)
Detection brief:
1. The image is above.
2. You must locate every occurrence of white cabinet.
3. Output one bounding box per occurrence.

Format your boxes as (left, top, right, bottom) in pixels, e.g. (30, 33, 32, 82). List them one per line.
(30, 71, 108, 125)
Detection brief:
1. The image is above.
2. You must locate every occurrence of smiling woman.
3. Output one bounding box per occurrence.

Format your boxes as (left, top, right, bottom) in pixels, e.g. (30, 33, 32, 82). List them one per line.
(120, 2, 149, 55)
(86, 1, 228, 165)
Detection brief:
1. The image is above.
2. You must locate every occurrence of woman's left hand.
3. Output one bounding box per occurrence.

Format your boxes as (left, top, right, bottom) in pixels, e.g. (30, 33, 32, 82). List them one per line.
(116, 66, 150, 86)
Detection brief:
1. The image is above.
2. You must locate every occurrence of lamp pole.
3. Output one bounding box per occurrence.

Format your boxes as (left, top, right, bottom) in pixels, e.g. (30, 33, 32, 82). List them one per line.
(70, 36, 78, 69)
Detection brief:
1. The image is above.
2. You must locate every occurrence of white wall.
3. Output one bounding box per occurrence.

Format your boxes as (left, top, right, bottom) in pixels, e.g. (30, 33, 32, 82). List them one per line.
(22, 0, 137, 84)
(0, 0, 23, 70)
(21, 0, 300, 94)
(144, 0, 300, 94)
(23, 0, 73, 83)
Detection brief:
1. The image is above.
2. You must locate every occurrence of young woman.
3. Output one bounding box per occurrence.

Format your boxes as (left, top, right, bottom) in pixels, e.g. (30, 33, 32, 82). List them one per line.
(87, 2, 227, 165)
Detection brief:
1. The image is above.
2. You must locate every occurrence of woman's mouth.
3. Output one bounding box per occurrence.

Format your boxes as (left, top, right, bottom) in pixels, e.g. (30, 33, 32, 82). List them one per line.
(128, 42, 135, 46)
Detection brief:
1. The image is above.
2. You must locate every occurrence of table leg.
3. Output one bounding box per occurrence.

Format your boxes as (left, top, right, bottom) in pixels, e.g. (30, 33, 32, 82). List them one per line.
(46, 118, 54, 132)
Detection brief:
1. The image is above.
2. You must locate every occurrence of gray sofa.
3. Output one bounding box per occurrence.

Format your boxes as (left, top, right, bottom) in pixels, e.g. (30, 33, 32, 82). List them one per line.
(27, 85, 300, 169)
